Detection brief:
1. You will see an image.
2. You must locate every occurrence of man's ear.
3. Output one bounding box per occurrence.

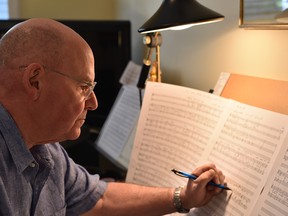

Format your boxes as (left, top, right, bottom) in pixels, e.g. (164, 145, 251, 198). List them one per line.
(22, 63, 44, 100)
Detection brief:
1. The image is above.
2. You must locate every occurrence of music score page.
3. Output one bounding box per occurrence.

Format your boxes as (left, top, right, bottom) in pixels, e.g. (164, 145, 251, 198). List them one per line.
(126, 82, 288, 216)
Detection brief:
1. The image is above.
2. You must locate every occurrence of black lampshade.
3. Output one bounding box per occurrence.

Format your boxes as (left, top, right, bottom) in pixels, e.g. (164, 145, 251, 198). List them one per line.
(138, 0, 225, 33)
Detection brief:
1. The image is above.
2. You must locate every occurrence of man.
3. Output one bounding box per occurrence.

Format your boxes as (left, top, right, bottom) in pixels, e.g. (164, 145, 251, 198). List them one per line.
(0, 18, 225, 215)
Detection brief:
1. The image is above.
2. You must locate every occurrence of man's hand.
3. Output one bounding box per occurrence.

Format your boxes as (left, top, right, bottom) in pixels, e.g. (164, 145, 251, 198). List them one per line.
(181, 163, 226, 209)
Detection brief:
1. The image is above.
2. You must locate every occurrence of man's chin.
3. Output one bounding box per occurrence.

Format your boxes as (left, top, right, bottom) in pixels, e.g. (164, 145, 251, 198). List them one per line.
(65, 129, 82, 141)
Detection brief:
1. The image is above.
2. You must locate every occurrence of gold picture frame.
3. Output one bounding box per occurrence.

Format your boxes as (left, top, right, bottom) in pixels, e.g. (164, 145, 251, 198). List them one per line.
(239, 0, 288, 29)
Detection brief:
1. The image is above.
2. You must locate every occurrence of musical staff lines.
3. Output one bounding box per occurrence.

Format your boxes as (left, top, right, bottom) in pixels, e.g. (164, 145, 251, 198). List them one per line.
(126, 82, 288, 216)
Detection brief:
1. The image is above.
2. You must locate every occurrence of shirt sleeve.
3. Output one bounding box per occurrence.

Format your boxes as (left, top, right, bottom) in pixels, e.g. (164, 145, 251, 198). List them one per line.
(49, 143, 107, 215)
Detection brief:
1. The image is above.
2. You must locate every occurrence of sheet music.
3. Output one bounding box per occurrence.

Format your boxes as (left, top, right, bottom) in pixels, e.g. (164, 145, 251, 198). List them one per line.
(126, 82, 288, 216)
(119, 61, 141, 86)
(117, 124, 137, 168)
(95, 86, 141, 169)
(213, 72, 231, 96)
(126, 82, 229, 187)
(251, 135, 288, 216)
(191, 101, 288, 216)
(94, 61, 142, 169)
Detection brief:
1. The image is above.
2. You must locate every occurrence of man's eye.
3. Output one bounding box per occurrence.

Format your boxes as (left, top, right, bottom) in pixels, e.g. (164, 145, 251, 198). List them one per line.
(81, 85, 90, 92)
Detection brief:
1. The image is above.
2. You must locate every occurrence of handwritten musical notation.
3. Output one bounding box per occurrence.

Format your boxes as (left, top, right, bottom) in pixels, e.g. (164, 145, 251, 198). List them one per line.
(125, 82, 288, 216)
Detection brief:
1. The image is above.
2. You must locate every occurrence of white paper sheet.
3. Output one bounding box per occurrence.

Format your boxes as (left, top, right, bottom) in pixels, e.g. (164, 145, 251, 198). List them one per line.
(94, 61, 142, 169)
(126, 82, 288, 216)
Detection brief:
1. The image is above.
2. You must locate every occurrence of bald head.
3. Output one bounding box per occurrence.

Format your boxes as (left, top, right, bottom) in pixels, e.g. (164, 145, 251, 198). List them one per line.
(0, 19, 97, 147)
(0, 18, 90, 69)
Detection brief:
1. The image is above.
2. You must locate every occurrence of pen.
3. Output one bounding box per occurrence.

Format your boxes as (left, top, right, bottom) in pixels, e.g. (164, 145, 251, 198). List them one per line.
(171, 168, 231, 190)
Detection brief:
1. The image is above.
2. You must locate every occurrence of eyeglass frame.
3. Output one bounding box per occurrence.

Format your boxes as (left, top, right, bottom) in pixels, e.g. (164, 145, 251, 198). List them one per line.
(19, 64, 97, 99)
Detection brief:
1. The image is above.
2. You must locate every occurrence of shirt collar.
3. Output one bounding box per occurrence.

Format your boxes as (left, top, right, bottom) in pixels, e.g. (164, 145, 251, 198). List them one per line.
(0, 104, 35, 173)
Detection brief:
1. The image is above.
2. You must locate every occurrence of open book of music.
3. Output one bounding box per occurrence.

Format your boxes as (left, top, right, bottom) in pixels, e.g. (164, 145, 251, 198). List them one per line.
(125, 81, 288, 216)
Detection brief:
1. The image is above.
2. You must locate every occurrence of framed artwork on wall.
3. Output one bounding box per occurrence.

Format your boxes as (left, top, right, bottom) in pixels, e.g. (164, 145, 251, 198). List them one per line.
(240, 0, 288, 29)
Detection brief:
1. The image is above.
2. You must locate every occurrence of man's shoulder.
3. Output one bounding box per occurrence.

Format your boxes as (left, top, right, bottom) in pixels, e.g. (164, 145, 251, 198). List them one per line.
(45, 142, 70, 166)
(45, 142, 69, 159)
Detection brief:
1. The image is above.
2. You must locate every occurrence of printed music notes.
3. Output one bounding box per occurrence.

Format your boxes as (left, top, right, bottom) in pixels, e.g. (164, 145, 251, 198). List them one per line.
(126, 81, 288, 216)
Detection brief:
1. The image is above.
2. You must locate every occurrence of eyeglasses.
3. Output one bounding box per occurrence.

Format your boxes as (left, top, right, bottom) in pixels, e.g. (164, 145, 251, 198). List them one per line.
(19, 65, 97, 99)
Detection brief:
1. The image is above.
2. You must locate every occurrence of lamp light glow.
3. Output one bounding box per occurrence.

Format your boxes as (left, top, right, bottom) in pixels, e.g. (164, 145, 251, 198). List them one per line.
(137, 0, 224, 90)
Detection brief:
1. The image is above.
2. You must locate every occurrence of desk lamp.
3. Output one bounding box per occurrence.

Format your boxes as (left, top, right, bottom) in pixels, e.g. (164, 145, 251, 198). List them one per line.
(136, 0, 224, 89)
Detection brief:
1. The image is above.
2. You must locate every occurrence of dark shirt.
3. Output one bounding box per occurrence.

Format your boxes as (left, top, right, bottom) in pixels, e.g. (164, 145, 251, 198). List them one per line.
(0, 104, 107, 215)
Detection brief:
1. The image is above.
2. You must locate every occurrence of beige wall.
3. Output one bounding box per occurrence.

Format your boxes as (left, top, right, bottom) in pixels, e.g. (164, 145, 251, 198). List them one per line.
(18, 0, 116, 20)
(18, 0, 288, 92)
(116, 0, 288, 92)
